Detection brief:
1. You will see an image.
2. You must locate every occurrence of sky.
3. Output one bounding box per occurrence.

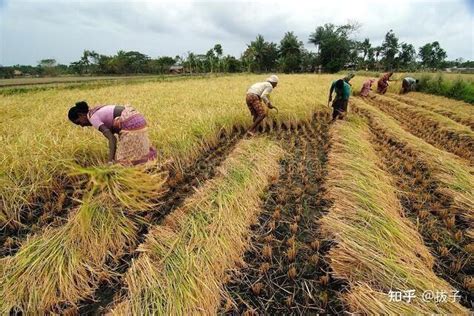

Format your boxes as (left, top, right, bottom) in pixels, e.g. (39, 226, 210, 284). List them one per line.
(0, 0, 473, 66)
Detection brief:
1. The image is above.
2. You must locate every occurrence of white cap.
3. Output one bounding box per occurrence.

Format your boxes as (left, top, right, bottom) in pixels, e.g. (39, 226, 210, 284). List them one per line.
(266, 75, 279, 83)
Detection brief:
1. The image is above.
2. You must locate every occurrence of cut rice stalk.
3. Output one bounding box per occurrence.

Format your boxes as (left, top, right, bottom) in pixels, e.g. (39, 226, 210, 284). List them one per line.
(0, 165, 166, 314)
(110, 137, 283, 315)
(352, 98, 474, 224)
(319, 116, 467, 314)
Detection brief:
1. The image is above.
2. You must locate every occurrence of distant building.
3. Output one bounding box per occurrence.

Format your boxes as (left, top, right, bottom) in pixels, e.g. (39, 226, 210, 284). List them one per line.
(169, 65, 184, 74)
(445, 67, 474, 73)
(13, 70, 23, 77)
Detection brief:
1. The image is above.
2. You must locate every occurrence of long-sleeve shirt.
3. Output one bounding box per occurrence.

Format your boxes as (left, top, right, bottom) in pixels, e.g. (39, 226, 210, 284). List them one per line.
(247, 82, 273, 103)
(330, 80, 351, 100)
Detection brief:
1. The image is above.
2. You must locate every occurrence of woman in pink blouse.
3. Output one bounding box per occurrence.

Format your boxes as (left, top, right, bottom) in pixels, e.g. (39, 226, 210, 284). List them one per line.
(360, 79, 376, 97)
(68, 101, 156, 165)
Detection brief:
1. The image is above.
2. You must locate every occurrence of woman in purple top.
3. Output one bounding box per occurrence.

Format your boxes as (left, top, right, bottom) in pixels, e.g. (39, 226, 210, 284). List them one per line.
(68, 101, 157, 165)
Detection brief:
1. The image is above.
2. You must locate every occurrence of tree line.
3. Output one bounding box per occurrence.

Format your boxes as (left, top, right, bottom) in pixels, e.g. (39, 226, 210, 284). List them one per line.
(1, 23, 472, 78)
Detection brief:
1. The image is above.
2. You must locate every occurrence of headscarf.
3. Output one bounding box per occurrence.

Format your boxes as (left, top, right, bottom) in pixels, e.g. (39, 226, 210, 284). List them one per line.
(266, 75, 279, 83)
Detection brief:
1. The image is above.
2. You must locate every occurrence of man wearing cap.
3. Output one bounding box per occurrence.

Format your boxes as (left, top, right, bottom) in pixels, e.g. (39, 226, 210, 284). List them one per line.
(245, 75, 279, 135)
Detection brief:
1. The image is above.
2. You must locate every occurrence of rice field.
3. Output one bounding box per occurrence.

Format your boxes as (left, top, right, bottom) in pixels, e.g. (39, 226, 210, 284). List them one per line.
(0, 74, 472, 314)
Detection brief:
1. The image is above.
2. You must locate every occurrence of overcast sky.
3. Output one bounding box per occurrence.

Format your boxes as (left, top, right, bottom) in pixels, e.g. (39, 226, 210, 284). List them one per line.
(0, 0, 473, 66)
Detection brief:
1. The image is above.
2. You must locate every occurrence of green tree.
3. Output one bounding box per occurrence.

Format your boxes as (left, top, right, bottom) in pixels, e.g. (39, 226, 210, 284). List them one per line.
(222, 55, 241, 72)
(278, 31, 304, 73)
(367, 47, 376, 70)
(358, 38, 372, 69)
(70, 50, 102, 74)
(96, 54, 112, 74)
(0, 67, 15, 79)
(373, 46, 383, 70)
(214, 44, 223, 72)
(360, 38, 371, 61)
(418, 41, 447, 69)
(398, 43, 416, 70)
(106, 51, 150, 74)
(195, 54, 207, 73)
(380, 29, 399, 70)
(347, 40, 361, 69)
(38, 59, 57, 68)
(242, 35, 278, 72)
(308, 23, 358, 73)
(185, 52, 197, 73)
(38, 58, 58, 76)
(148, 56, 175, 74)
(206, 49, 217, 73)
(300, 50, 318, 72)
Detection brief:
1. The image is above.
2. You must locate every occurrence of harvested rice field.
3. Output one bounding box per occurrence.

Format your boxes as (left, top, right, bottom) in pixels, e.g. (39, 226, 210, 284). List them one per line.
(0, 74, 472, 314)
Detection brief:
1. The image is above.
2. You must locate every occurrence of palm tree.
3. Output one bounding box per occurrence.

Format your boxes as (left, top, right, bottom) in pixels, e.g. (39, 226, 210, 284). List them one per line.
(206, 49, 216, 73)
(360, 38, 371, 61)
(278, 31, 303, 73)
(244, 35, 267, 72)
(186, 52, 197, 73)
(374, 46, 383, 71)
(214, 44, 223, 72)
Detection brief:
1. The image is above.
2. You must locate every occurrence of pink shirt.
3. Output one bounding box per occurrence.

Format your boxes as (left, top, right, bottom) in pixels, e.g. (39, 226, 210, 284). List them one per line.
(88, 105, 115, 129)
(360, 79, 375, 97)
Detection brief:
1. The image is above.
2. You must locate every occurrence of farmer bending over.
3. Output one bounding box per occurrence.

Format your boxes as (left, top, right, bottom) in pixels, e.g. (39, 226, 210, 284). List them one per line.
(245, 75, 279, 135)
(360, 78, 376, 97)
(377, 72, 394, 94)
(329, 79, 351, 121)
(68, 101, 157, 165)
(401, 77, 419, 94)
(343, 72, 355, 86)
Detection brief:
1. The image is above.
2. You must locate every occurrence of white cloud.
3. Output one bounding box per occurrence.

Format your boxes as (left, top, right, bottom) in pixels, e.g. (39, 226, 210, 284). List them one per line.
(0, 0, 472, 65)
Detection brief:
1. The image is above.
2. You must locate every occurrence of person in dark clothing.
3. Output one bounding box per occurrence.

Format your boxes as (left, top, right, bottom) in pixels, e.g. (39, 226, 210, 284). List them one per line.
(401, 77, 419, 94)
(328, 79, 351, 121)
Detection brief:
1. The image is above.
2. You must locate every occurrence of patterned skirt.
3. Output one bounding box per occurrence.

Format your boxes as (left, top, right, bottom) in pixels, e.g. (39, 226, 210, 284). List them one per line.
(246, 93, 267, 119)
(114, 106, 157, 165)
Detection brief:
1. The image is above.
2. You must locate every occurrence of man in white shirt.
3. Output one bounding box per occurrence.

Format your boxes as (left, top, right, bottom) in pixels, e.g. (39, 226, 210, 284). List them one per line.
(245, 75, 279, 135)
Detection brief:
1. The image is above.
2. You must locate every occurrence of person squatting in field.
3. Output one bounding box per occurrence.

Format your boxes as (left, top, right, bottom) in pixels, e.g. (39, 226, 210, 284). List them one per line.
(401, 76, 419, 94)
(377, 72, 394, 94)
(360, 78, 376, 97)
(245, 75, 279, 135)
(328, 78, 351, 121)
(68, 101, 157, 165)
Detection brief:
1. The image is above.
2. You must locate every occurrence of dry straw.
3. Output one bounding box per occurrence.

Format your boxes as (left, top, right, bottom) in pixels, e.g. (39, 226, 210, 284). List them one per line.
(353, 98, 474, 224)
(0, 74, 330, 227)
(386, 93, 474, 128)
(368, 94, 474, 161)
(0, 164, 166, 314)
(320, 116, 467, 314)
(409, 92, 474, 118)
(110, 137, 283, 315)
